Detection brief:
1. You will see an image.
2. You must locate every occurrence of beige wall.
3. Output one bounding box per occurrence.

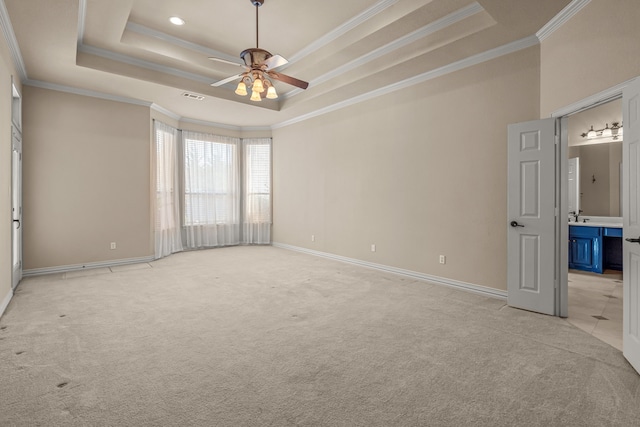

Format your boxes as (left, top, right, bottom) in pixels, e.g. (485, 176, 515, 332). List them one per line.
(541, 0, 640, 116)
(0, 26, 22, 313)
(273, 47, 540, 290)
(22, 86, 152, 270)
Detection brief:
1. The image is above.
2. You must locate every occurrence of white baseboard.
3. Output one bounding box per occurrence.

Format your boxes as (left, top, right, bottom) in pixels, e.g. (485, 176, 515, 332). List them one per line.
(22, 255, 156, 277)
(272, 242, 507, 300)
(0, 289, 13, 319)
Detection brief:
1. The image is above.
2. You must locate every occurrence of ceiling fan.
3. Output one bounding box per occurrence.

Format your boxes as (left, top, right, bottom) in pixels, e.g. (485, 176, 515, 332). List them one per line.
(209, 0, 309, 101)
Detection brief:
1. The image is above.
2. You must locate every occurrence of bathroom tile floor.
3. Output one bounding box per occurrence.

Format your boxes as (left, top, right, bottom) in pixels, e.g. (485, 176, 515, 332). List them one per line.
(566, 269, 623, 351)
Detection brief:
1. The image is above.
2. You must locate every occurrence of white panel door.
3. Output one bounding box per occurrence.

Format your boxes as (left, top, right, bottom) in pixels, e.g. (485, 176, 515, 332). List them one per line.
(507, 118, 556, 315)
(623, 78, 640, 373)
(11, 126, 22, 289)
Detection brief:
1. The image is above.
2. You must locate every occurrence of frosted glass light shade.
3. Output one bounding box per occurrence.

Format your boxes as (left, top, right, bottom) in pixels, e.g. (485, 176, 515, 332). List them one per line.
(250, 90, 261, 102)
(235, 82, 247, 96)
(252, 78, 264, 93)
(587, 126, 596, 139)
(266, 85, 278, 99)
(602, 124, 612, 138)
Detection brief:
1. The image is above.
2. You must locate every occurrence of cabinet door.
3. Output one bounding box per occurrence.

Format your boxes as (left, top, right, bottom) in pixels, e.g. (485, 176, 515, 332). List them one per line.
(571, 237, 593, 267)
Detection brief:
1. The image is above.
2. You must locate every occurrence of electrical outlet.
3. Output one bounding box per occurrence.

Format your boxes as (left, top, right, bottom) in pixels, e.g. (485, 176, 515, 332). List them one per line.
(371, 244, 376, 252)
(110, 242, 117, 250)
(439, 255, 446, 264)
(311, 235, 315, 242)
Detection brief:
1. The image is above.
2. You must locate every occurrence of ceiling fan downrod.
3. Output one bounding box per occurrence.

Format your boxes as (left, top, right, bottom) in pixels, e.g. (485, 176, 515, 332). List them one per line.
(251, 0, 264, 49)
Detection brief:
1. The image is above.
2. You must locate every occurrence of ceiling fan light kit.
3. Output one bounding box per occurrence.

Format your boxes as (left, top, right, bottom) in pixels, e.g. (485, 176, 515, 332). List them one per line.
(210, 0, 308, 102)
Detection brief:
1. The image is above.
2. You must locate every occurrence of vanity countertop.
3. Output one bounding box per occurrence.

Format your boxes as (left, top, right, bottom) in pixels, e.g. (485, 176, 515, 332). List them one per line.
(569, 221, 622, 228)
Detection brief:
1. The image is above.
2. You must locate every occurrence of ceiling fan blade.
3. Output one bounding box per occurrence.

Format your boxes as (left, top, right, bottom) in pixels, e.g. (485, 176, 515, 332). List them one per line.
(208, 57, 245, 68)
(267, 71, 309, 90)
(263, 54, 288, 70)
(210, 73, 243, 87)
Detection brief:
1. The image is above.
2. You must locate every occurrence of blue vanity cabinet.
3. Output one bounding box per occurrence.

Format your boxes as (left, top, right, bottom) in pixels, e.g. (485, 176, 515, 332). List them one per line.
(568, 225, 603, 273)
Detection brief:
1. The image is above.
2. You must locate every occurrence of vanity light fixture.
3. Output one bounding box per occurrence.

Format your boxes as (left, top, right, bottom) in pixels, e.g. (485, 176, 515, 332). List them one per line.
(169, 16, 185, 26)
(581, 122, 623, 140)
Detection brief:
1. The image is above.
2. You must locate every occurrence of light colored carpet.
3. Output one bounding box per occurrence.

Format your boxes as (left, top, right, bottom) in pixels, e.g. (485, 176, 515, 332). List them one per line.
(1, 246, 639, 426)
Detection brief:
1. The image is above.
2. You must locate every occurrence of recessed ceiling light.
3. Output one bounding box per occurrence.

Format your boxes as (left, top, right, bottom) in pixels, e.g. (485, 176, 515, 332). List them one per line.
(169, 16, 185, 26)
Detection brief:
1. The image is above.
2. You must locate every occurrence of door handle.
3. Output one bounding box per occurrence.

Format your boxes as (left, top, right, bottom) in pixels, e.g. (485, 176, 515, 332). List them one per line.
(510, 221, 524, 228)
(626, 237, 640, 244)
(13, 219, 20, 229)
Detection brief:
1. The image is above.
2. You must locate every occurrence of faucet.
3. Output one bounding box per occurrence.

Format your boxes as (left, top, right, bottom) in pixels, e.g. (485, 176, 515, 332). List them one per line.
(572, 210, 582, 222)
(572, 209, 582, 222)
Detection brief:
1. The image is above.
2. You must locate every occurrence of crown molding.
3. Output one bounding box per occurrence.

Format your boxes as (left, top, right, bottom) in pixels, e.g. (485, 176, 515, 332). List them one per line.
(0, 0, 27, 81)
(125, 22, 240, 65)
(282, 2, 485, 100)
(77, 0, 87, 46)
(536, 0, 591, 42)
(274, 35, 539, 129)
(25, 79, 152, 107)
(180, 116, 244, 131)
(180, 116, 272, 132)
(78, 43, 213, 84)
(150, 103, 181, 120)
(287, 0, 398, 64)
(24, 79, 271, 132)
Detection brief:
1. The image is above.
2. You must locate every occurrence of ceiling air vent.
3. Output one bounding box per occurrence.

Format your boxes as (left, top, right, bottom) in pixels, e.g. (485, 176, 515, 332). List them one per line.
(182, 92, 205, 101)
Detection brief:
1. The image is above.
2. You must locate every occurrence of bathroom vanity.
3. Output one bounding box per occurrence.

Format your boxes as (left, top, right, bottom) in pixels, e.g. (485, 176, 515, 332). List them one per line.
(568, 219, 622, 273)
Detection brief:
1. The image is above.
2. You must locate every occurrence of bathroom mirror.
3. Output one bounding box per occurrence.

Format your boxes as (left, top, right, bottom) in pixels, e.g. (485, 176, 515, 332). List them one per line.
(568, 99, 622, 218)
(568, 142, 622, 217)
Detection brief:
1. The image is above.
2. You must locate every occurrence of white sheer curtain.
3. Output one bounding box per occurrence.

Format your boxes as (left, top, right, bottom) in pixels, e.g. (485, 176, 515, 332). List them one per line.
(183, 131, 240, 249)
(242, 138, 271, 244)
(154, 121, 183, 259)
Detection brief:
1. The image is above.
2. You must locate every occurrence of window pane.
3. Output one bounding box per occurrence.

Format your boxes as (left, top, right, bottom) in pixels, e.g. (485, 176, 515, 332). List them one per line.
(244, 141, 271, 223)
(156, 127, 176, 230)
(184, 136, 238, 225)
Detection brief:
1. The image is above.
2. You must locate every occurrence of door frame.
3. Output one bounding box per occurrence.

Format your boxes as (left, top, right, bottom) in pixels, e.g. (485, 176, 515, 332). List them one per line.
(11, 79, 22, 290)
(551, 79, 634, 318)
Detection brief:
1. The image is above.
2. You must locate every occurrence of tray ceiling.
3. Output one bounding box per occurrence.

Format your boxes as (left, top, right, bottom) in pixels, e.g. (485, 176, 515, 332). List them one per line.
(4, 0, 572, 128)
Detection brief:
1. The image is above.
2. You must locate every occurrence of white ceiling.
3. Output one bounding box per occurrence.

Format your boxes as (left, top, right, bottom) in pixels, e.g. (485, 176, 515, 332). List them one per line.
(4, 0, 572, 128)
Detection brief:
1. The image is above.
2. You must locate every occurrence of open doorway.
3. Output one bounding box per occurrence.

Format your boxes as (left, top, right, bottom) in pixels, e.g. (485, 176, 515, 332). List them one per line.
(564, 98, 623, 350)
